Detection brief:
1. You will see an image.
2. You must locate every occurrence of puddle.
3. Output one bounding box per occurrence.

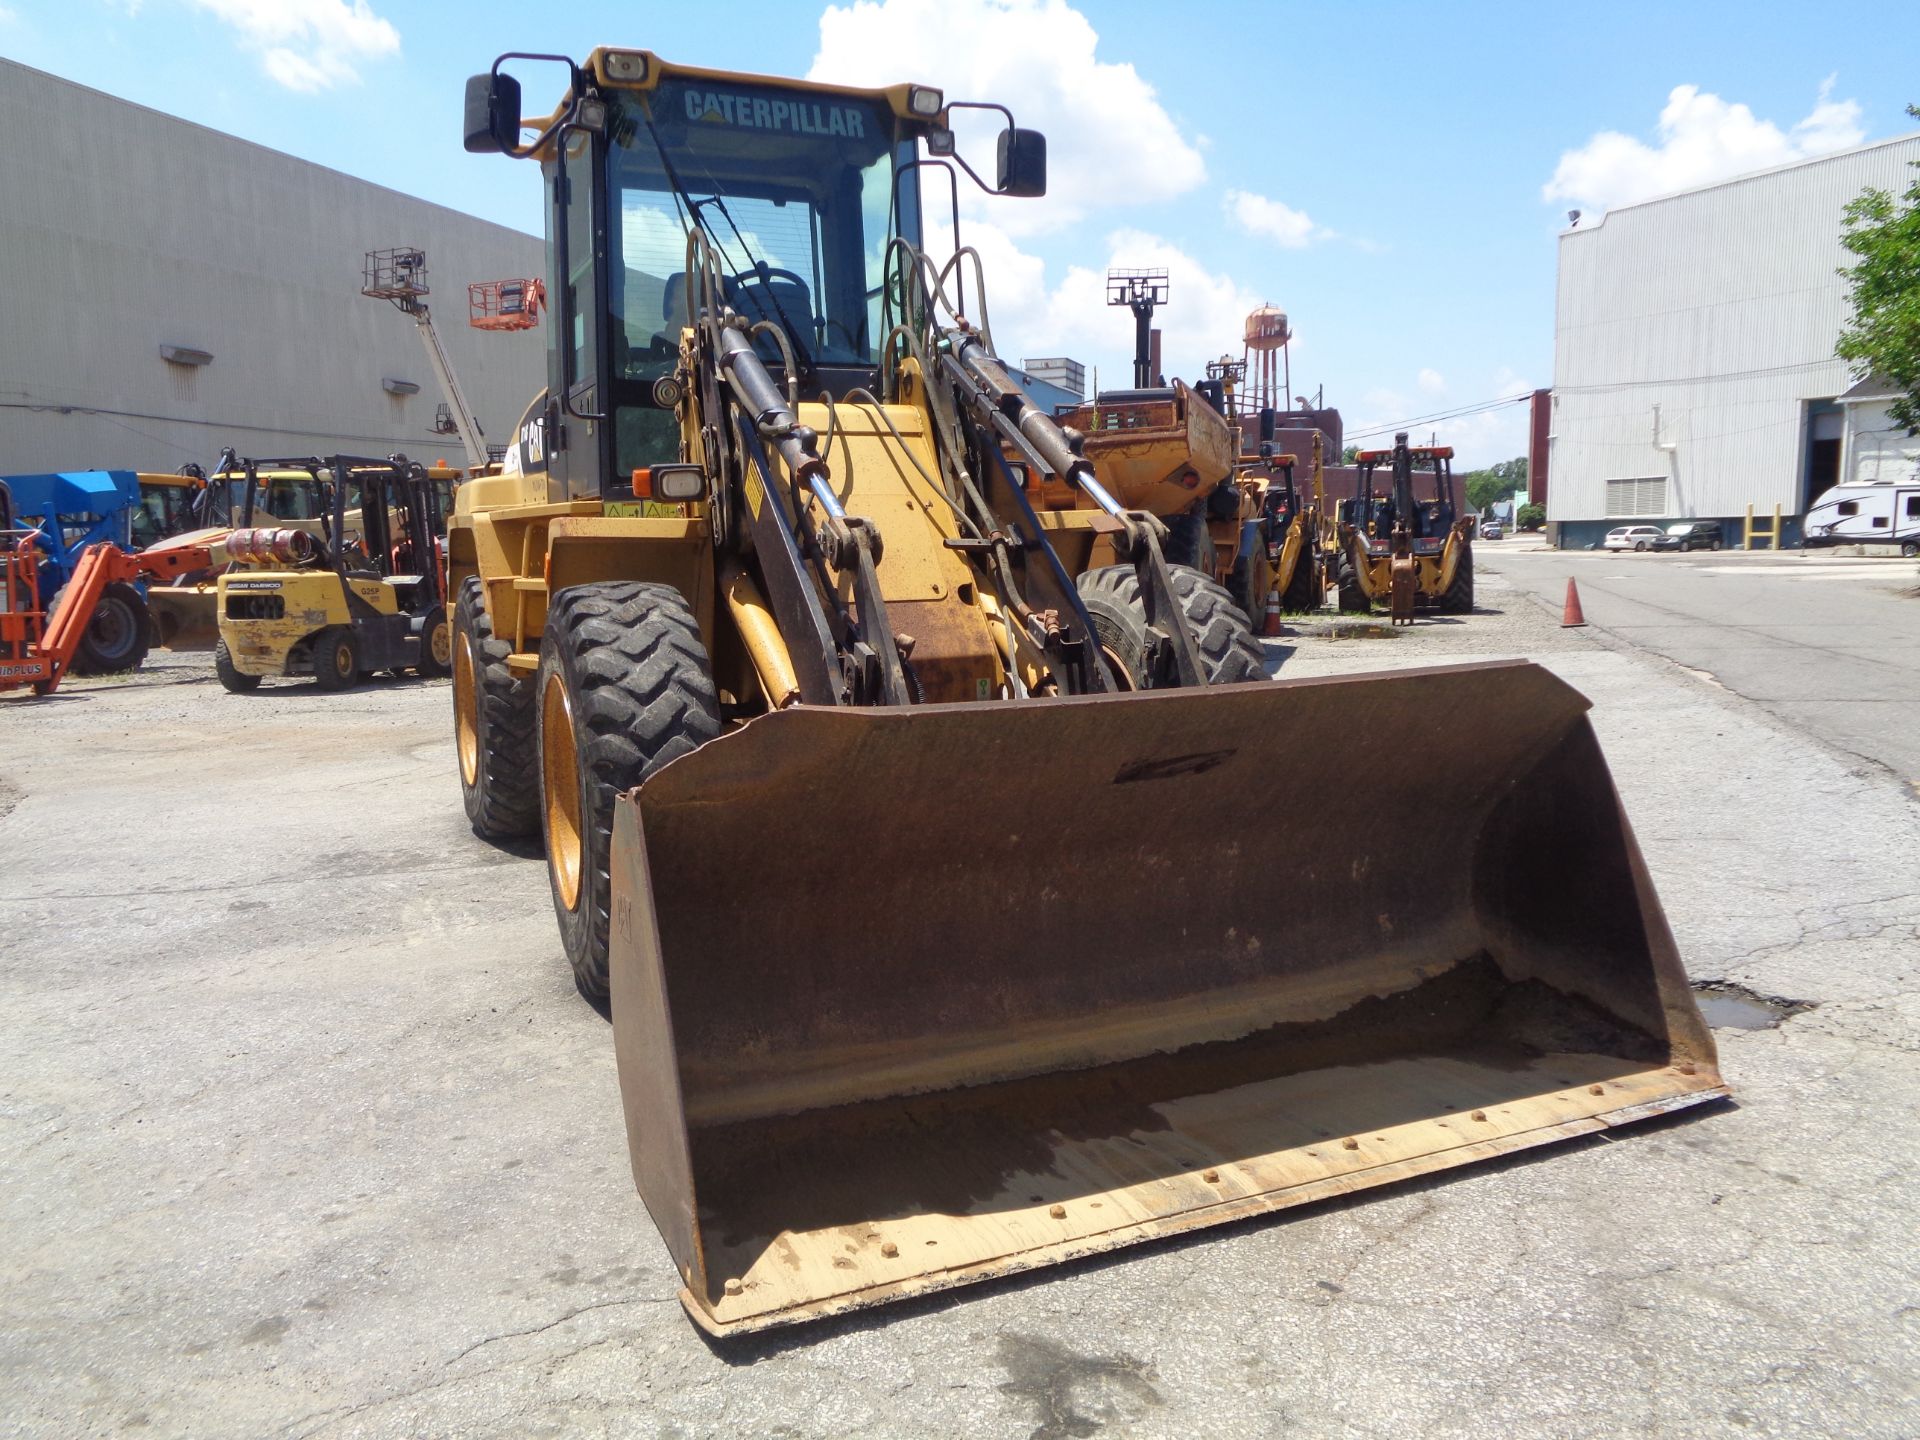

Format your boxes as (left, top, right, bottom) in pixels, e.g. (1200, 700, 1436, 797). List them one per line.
(1323, 623, 1397, 641)
(1691, 982, 1812, 1030)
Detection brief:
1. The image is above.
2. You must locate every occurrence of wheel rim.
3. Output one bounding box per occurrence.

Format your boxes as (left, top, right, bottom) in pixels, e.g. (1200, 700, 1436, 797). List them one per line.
(454, 631, 479, 787)
(430, 617, 453, 668)
(1098, 644, 1138, 691)
(542, 672, 583, 913)
(88, 597, 135, 660)
(331, 638, 354, 681)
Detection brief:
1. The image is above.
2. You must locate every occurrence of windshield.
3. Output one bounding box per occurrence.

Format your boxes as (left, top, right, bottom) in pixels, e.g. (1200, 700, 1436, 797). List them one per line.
(607, 80, 915, 398)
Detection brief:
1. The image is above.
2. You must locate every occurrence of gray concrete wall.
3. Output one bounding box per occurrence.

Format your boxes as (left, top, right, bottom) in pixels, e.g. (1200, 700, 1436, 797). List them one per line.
(1548, 133, 1920, 526)
(0, 59, 546, 474)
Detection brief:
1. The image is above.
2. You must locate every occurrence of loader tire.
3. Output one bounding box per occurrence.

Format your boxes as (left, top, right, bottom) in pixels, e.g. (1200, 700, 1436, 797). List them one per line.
(536, 582, 722, 1001)
(1076, 564, 1266, 687)
(214, 639, 261, 693)
(70, 581, 151, 675)
(1335, 557, 1370, 614)
(1438, 545, 1475, 614)
(453, 577, 537, 840)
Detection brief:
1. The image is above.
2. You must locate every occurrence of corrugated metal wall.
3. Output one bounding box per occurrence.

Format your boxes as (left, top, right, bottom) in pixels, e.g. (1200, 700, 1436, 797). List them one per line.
(1549, 134, 1920, 529)
(0, 60, 546, 474)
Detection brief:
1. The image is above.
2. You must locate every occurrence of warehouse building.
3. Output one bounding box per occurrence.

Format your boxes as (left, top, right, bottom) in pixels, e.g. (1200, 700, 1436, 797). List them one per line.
(0, 59, 545, 477)
(1545, 132, 1920, 549)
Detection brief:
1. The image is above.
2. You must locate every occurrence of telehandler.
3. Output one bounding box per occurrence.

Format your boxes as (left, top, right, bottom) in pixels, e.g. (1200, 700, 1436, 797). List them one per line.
(1334, 432, 1474, 620)
(454, 46, 1724, 1336)
(213, 454, 450, 691)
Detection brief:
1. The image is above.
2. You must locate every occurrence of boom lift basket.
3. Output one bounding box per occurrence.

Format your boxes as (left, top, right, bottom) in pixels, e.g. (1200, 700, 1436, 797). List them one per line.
(468, 278, 545, 331)
(610, 659, 1727, 1335)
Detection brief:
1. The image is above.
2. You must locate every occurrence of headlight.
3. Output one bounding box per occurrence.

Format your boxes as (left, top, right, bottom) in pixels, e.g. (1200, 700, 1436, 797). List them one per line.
(603, 51, 649, 83)
(908, 85, 944, 117)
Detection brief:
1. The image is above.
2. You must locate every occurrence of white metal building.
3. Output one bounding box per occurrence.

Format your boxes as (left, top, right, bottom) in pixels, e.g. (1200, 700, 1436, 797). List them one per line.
(1546, 133, 1920, 549)
(0, 59, 545, 476)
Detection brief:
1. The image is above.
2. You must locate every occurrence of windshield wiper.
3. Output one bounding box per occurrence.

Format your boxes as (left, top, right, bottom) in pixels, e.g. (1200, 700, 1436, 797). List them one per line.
(636, 103, 816, 375)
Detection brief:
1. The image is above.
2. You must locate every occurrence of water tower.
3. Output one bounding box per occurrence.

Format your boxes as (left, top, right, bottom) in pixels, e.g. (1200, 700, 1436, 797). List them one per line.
(1243, 304, 1292, 414)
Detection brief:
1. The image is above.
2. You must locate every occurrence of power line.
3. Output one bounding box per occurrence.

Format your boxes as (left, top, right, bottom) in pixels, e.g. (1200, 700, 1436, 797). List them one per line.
(1347, 393, 1531, 443)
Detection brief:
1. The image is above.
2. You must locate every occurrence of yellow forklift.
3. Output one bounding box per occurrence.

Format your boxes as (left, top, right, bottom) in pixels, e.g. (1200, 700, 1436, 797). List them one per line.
(214, 454, 451, 691)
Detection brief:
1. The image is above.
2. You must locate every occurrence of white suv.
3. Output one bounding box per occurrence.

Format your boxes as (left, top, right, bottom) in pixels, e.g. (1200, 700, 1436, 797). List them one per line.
(1603, 525, 1665, 552)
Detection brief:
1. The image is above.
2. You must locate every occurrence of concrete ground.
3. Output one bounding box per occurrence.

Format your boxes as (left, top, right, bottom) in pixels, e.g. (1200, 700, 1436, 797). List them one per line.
(2, 553, 1917, 1439)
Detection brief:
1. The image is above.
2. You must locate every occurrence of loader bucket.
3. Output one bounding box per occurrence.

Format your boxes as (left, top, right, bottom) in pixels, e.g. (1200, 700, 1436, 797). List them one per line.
(609, 659, 1726, 1336)
(146, 584, 220, 650)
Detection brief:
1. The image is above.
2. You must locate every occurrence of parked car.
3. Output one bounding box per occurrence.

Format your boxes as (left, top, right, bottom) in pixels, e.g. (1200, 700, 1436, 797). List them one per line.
(1603, 525, 1665, 552)
(1481, 521, 1504, 540)
(1652, 521, 1723, 553)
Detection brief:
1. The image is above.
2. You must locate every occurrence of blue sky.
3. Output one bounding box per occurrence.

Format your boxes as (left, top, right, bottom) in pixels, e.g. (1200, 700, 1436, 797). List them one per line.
(4, 0, 1915, 465)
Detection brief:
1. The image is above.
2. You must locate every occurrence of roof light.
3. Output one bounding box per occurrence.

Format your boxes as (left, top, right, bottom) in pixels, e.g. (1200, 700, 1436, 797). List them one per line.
(908, 86, 944, 117)
(603, 51, 649, 83)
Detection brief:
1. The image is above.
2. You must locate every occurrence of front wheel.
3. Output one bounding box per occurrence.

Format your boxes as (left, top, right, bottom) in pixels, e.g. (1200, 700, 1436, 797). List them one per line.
(1076, 564, 1265, 686)
(415, 606, 451, 678)
(1335, 556, 1370, 613)
(70, 581, 152, 675)
(1635, 541, 1648, 552)
(311, 627, 360, 691)
(536, 582, 723, 1001)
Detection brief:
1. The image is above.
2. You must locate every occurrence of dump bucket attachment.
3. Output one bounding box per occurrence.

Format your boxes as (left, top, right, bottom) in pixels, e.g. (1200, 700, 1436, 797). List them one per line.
(609, 660, 1725, 1335)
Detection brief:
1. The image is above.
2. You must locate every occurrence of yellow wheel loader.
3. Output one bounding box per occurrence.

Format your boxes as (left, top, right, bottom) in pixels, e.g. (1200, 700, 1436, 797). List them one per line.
(454, 47, 1725, 1337)
(213, 455, 451, 691)
(1333, 432, 1474, 621)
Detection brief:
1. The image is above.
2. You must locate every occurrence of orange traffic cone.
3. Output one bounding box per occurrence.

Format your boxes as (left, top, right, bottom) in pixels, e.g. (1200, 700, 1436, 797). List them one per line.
(1262, 577, 1284, 636)
(1561, 578, 1587, 628)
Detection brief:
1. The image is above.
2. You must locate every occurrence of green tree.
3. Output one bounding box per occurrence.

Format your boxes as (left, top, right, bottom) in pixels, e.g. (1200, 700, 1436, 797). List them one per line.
(1341, 445, 1362, 464)
(1463, 456, 1529, 513)
(1515, 502, 1546, 530)
(1837, 104, 1920, 430)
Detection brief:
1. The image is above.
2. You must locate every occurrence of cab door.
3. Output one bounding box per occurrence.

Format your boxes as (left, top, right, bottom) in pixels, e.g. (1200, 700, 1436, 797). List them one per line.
(544, 128, 610, 502)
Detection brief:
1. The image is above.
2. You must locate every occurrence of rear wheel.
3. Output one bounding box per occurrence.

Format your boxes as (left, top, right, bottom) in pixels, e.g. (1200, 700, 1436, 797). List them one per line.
(1634, 540, 1648, 552)
(1280, 538, 1320, 611)
(1336, 555, 1370, 613)
(311, 627, 360, 691)
(1076, 564, 1265, 686)
(70, 581, 151, 675)
(415, 605, 451, 678)
(536, 582, 722, 1001)
(1437, 544, 1475, 614)
(213, 639, 260, 693)
(454, 577, 538, 839)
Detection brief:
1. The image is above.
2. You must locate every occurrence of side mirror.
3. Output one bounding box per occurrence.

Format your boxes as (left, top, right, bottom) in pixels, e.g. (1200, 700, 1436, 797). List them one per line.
(996, 126, 1047, 197)
(464, 71, 522, 154)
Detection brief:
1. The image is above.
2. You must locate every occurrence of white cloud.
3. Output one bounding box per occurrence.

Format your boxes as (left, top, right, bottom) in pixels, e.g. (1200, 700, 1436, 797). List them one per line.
(1222, 188, 1332, 249)
(1544, 78, 1865, 213)
(808, 0, 1205, 230)
(949, 223, 1262, 388)
(189, 0, 400, 93)
(1417, 368, 1446, 396)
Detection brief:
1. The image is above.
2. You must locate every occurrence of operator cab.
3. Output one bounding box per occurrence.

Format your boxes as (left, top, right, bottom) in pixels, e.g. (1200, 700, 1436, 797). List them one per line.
(466, 50, 1045, 505)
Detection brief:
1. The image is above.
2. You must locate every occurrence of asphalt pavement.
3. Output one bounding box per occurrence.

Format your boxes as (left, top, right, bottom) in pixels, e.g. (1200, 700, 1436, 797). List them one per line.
(1483, 542, 1920, 787)
(1, 555, 1916, 1439)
